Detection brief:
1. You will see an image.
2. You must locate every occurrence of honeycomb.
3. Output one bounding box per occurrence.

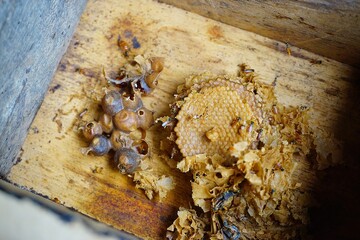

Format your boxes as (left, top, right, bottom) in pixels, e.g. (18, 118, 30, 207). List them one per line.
(174, 83, 263, 159)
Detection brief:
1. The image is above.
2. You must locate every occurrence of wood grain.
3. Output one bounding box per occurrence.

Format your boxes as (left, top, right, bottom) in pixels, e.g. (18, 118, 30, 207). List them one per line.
(161, 0, 360, 67)
(7, 0, 359, 239)
(0, 0, 87, 176)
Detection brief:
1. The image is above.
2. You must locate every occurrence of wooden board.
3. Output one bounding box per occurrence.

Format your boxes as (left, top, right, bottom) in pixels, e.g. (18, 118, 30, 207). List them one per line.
(0, 0, 87, 176)
(7, 0, 360, 239)
(161, 0, 360, 67)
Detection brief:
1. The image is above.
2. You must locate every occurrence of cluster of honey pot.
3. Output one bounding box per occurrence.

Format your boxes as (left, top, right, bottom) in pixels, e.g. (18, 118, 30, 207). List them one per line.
(80, 54, 164, 175)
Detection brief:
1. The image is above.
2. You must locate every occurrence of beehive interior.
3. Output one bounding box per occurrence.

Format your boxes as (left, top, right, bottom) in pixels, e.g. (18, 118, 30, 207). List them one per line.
(7, 0, 360, 239)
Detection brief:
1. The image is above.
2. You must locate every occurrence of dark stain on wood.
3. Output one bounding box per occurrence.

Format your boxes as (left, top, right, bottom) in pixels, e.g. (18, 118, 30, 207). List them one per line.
(316, 78, 326, 83)
(58, 63, 67, 71)
(208, 58, 222, 64)
(275, 14, 292, 20)
(30, 126, 39, 134)
(49, 84, 61, 93)
(298, 20, 316, 30)
(310, 59, 322, 65)
(55, 119, 63, 133)
(325, 87, 340, 97)
(75, 67, 96, 78)
(14, 148, 24, 166)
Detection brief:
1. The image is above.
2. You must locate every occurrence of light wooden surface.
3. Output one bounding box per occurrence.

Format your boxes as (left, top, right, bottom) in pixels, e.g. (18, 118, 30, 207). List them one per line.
(161, 0, 360, 67)
(7, 0, 359, 239)
(0, 0, 87, 176)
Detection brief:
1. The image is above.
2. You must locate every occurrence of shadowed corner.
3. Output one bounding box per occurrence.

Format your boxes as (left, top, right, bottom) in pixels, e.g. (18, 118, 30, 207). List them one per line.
(308, 67, 360, 240)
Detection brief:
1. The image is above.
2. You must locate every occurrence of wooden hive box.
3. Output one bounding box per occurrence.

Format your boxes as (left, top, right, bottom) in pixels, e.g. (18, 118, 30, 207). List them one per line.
(1, 0, 359, 239)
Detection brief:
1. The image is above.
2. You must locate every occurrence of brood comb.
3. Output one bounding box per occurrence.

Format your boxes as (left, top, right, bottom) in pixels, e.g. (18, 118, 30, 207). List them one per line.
(174, 74, 264, 159)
